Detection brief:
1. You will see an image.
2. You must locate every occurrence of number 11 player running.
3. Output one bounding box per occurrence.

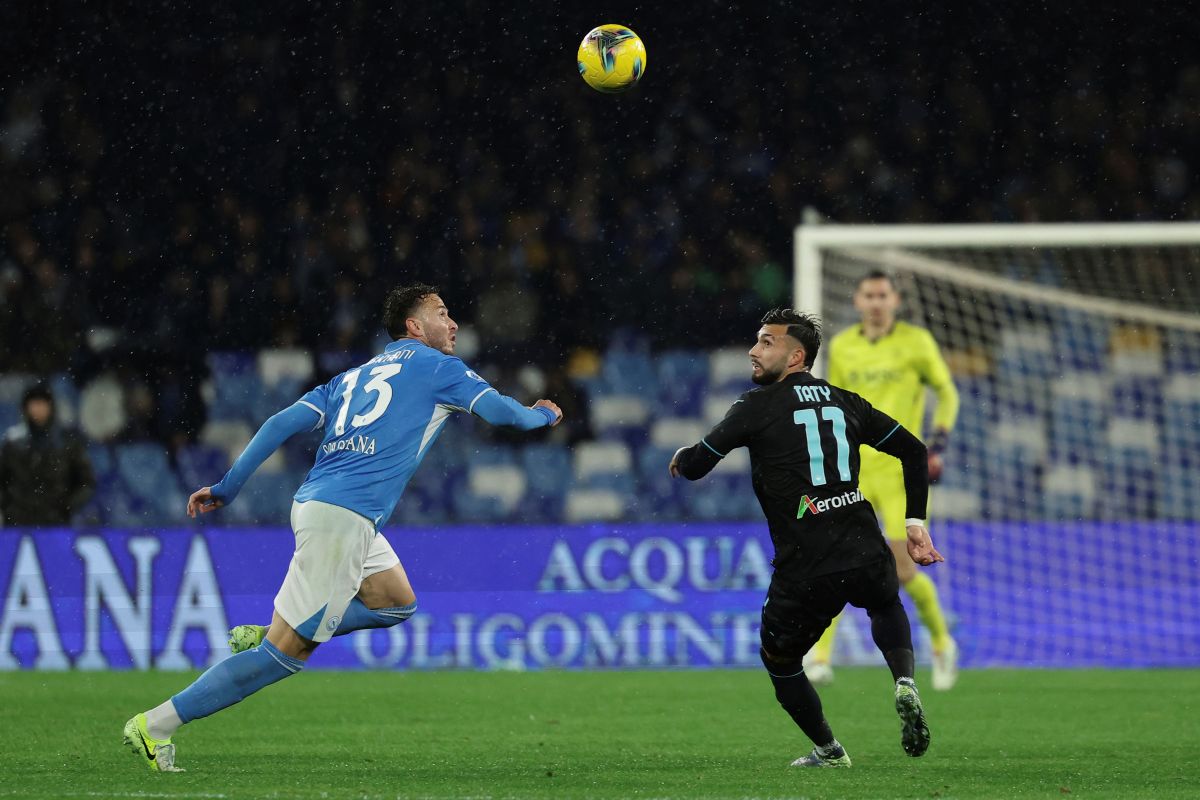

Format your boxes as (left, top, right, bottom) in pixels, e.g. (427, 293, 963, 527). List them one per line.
(123, 284, 562, 772)
(670, 308, 943, 767)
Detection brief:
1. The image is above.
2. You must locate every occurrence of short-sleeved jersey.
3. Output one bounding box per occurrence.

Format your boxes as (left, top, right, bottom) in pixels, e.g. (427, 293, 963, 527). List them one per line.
(826, 321, 959, 442)
(292, 339, 496, 527)
(699, 371, 907, 579)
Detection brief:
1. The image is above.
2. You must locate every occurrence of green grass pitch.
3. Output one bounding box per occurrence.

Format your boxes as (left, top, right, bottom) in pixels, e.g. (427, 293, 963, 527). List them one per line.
(1, 668, 1197, 799)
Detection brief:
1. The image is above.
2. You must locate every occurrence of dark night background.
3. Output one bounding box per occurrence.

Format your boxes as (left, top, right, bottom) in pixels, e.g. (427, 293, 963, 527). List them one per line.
(1, 1, 1197, 448)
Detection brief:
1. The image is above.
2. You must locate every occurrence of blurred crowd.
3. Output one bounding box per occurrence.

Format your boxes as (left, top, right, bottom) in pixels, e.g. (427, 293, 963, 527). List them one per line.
(1, 3, 1198, 449)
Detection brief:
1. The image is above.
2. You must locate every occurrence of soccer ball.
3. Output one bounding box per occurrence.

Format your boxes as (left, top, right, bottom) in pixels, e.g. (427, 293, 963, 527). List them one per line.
(577, 25, 646, 93)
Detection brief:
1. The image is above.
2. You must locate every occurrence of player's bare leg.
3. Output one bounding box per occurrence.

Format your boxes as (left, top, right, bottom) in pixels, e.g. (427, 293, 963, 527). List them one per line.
(357, 561, 417, 608)
(889, 538, 957, 690)
(265, 610, 320, 660)
(231, 560, 419, 654)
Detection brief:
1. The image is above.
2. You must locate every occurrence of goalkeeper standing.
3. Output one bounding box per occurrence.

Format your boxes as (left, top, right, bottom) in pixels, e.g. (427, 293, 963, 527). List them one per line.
(806, 271, 961, 690)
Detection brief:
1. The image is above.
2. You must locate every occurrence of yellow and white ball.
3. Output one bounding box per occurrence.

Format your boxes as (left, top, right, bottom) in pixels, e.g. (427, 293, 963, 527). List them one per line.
(577, 25, 646, 93)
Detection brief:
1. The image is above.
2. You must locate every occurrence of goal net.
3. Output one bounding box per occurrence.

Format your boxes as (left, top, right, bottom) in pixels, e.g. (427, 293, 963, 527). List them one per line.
(795, 221, 1200, 668)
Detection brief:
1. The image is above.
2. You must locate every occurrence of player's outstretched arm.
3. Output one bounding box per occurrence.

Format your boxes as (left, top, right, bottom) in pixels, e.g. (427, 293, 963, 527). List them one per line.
(189, 402, 320, 515)
(472, 391, 561, 430)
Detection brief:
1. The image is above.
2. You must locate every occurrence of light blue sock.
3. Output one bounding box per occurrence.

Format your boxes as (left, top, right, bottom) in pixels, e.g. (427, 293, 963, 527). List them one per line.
(333, 598, 417, 636)
(171, 639, 303, 724)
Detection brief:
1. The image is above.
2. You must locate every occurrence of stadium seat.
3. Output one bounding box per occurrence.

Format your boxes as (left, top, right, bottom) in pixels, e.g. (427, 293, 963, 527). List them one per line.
(1109, 325, 1164, 378)
(78, 374, 127, 442)
(1053, 310, 1109, 371)
(634, 444, 685, 520)
(590, 394, 651, 444)
(1164, 329, 1200, 372)
(564, 488, 625, 522)
(654, 350, 709, 416)
(702, 393, 744, 426)
(466, 464, 528, 514)
(1049, 374, 1107, 465)
(257, 348, 315, 386)
(48, 373, 81, 427)
(649, 417, 708, 450)
(708, 347, 753, 390)
(0, 400, 19, 434)
(0, 373, 32, 406)
(601, 351, 658, 395)
(225, 471, 304, 525)
(1041, 464, 1097, 520)
(113, 443, 186, 525)
(981, 417, 1047, 520)
(521, 444, 573, 498)
(176, 444, 231, 490)
(1110, 376, 1162, 420)
(929, 487, 983, 519)
(1100, 419, 1159, 520)
(681, 473, 756, 520)
(199, 420, 254, 464)
(208, 372, 265, 423)
(573, 441, 633, 481)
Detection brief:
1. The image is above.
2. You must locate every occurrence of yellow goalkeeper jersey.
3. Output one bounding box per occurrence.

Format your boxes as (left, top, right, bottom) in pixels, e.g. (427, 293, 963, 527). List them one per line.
(826, 321, 959, 441)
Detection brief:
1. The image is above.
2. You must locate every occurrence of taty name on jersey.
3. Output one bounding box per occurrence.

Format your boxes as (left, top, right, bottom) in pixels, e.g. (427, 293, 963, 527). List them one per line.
(793, 385, 832, 403)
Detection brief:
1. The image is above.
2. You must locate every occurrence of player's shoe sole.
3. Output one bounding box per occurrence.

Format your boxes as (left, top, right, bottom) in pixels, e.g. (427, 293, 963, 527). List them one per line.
(123, 713, 183, 772)
(228, 624, 268, 654)
(931, 638, 959, 691)
(790, 747, 852, 767)
(895, 680, 931, 757)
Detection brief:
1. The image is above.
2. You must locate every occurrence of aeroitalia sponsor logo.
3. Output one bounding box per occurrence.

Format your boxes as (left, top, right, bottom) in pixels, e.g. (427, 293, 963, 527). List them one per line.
(797, 488, 864, 518)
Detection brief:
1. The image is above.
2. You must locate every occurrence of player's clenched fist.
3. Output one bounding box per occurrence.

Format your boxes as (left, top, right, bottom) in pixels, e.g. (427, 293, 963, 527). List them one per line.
(533, 399, 563, 426)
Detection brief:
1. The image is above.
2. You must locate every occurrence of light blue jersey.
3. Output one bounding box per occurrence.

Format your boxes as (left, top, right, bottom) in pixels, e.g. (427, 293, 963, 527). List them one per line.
(210, 339, 556, 527)
(294, 340, 505, 525)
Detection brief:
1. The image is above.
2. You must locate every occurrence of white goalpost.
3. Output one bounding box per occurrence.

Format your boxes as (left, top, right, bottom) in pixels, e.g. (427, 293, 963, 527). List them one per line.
(793, 219, 1200, 667)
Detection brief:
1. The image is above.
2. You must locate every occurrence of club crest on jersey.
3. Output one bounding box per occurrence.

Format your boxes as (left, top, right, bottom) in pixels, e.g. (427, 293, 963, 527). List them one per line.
(797, 488, 864, 518)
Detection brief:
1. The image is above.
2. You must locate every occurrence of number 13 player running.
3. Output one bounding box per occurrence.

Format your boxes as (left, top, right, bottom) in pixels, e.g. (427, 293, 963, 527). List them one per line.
(123, 284, 562, 772)
(670, 308, 943, 768)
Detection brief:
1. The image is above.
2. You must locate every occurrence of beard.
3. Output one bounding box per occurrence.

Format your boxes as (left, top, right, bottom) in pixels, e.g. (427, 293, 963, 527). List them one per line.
(751, 365, 782, 385)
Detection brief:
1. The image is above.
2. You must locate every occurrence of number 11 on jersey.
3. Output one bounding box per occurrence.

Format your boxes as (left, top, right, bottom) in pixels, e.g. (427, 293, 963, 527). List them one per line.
(793, 406, 851, 486)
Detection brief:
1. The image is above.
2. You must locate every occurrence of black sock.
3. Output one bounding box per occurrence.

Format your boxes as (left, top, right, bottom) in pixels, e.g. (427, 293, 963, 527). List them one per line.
(761, 649, 834, 747)
(868, 597, 915, 681)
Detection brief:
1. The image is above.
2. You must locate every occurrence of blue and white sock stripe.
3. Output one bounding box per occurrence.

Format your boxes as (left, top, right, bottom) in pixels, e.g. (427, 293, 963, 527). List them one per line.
(260, 639, 305, 674)
(376, 601, 418, 621)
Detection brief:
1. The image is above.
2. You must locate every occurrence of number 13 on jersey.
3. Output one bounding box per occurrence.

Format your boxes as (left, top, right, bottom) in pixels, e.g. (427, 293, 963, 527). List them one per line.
(334, 364, 404, 435)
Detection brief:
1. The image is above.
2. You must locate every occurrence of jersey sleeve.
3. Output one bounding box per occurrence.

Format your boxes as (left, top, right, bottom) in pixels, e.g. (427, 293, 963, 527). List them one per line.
(295, 381, 333, 432)
(433, 357, 498, 413)
(674, 392, 766, 480)
(917, 329, 960, 432)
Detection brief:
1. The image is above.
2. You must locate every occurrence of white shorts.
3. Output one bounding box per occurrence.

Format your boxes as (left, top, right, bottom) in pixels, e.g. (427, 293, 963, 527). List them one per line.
(275, 499, 401, 643)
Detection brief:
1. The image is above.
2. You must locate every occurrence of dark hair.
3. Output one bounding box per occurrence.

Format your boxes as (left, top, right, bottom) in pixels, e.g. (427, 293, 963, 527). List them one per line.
(760, 308, 821, 368)
(383, 283, 441, 339)
(857, 269, 898, 290)
(22, 383, 53, 407)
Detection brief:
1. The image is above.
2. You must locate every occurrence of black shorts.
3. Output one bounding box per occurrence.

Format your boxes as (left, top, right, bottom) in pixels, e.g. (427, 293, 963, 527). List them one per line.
(760, 556, 901, 661)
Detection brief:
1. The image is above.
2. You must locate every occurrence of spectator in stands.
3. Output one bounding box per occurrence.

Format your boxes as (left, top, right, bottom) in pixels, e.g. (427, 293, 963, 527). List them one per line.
(0, 384, 95, 527)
